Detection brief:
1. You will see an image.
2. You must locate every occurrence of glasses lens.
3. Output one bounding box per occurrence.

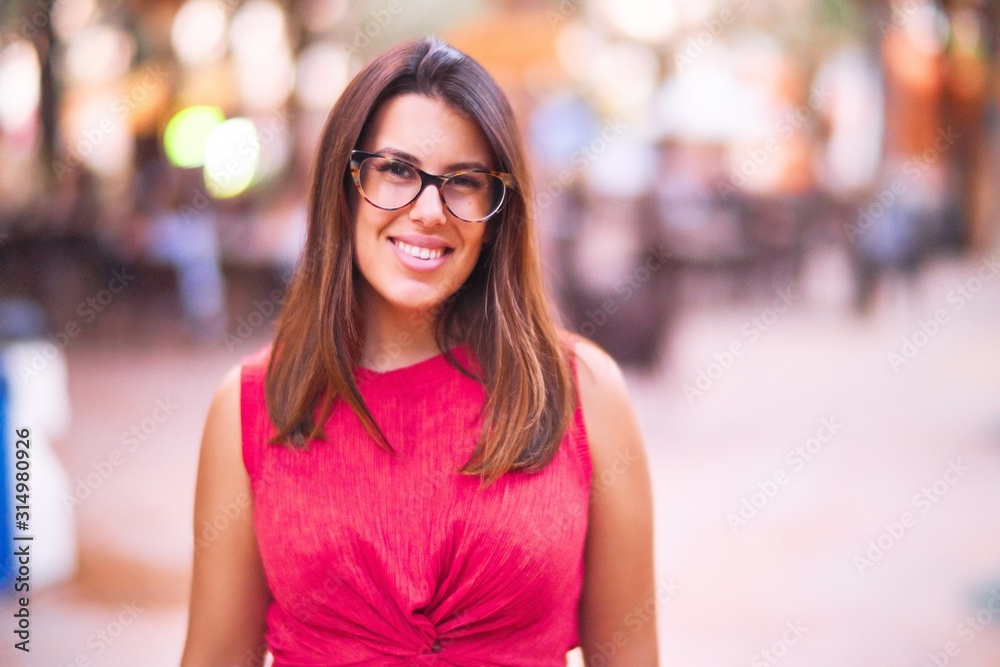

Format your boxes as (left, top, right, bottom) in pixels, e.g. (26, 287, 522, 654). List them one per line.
(355, 153, 509, 221)
(443, 172, 506, 221)
(358, 156, 420, 209)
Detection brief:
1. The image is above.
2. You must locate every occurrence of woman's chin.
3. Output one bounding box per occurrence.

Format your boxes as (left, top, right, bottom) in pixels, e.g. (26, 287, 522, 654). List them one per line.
(384, 288, 452, 315)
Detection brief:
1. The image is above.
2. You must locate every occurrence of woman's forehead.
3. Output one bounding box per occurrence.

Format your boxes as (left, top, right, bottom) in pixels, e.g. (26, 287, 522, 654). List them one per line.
(364, 94, 492, 169)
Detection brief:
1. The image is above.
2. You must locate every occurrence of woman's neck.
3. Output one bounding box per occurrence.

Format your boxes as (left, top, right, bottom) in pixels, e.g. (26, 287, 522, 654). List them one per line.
(359, 290, 445, 372)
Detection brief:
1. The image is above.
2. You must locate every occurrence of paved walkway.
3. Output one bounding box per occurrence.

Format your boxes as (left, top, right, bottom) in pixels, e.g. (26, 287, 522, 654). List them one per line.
(2, 248, 1000, 666)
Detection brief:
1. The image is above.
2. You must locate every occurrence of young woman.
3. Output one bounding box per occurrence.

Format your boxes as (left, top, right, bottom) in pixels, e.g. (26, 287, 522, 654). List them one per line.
(181, 37, 657, 666)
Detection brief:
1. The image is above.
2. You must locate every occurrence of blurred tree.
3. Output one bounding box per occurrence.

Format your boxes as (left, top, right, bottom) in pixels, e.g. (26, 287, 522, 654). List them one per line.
(936, 0, 998, 248)
(863, 0, 997, 250)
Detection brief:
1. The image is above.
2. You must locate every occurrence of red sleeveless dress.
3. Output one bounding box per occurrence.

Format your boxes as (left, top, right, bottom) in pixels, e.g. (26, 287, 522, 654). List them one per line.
(240, 343, 592, 666)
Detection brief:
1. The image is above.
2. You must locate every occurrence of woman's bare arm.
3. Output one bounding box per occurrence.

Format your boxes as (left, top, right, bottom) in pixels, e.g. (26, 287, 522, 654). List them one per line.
(181, 365, 272, 667)
(574, 338, 659, 666)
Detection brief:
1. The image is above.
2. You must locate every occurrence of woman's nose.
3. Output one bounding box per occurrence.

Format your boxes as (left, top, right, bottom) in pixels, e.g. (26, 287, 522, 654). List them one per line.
(409, 183, 447, 226)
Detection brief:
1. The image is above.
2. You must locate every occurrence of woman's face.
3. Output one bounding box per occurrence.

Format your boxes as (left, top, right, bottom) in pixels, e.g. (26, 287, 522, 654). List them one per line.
(353, 93, 493, 317)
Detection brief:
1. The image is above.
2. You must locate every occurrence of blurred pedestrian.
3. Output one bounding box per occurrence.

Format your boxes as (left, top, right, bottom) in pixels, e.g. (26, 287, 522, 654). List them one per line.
(137, 160, 227, 340)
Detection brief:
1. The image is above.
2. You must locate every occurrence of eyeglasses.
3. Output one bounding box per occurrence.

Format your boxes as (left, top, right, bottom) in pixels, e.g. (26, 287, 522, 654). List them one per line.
(349, 150, 515, 223)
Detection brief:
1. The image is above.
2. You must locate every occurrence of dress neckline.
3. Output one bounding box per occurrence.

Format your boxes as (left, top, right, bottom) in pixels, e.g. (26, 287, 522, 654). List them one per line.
(354, 343, 469, 385)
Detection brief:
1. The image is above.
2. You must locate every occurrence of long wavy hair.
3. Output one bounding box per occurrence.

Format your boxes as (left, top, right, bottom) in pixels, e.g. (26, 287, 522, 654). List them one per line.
(265, 37, 575, 488)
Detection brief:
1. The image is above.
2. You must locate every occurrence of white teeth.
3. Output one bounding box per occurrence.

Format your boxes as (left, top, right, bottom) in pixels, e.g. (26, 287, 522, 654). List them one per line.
(395, 240, 445, 260)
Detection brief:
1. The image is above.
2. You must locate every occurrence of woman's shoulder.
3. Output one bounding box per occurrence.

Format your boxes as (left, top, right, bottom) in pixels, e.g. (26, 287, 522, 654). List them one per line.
(195, 362, 245, 482)
(206, 363, 244, 431)
(558, 331, 627, 399)
(206, 344, 273, 442)
(205, 342, 275, 481)
(240, 344, 273, 377)
(558, 331, 638, 464)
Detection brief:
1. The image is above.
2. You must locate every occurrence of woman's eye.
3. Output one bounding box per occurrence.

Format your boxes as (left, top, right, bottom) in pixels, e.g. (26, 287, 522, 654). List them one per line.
(449, 174, 486, 190)
(377, 161, 414, 178)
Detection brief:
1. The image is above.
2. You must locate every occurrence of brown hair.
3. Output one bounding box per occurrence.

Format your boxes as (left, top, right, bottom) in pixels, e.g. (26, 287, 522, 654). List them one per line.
(265, 37, 574, 488)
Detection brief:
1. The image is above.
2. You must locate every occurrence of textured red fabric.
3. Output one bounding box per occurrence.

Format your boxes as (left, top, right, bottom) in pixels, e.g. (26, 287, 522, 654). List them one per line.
(240, 343, 592, 666)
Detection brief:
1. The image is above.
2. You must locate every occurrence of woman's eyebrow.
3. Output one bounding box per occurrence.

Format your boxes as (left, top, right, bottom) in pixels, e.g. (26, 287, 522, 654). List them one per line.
(374, 147, 492, 173)
(445, 160, 492, 172)
(375, 147, 422, 164)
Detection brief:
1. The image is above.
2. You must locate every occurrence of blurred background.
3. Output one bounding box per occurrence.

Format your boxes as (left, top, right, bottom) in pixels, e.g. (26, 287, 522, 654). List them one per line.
(0, 0, 999, 664)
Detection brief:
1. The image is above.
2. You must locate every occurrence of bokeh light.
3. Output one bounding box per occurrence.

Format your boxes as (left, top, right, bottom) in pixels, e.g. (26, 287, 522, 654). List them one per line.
(51, 0, 96, 41)
(229, 0, 294, 110)
(902, 1, 949, 55)
(588, 41, 659, 114)
(203, 117, 259, 198)
(64, 25, 135, 85)
(250, 112, 292, 181)
(295, 41, 350, 111)
(654, 51, 769, 142)
(0, 40, 41, 133)
(62, 89, 135, 177)
(597, 0, 680, 43)
(236, 51, 294, 111)
(163, 105, 226, 168)
(298, 0, 350, 34)
(170, 0, 229, 67)
(555, 21, 605, 84)
(230, 0, 287, 63)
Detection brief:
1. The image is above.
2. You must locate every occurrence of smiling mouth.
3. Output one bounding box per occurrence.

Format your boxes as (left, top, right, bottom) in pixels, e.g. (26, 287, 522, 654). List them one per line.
(391, 238, 452, 261)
